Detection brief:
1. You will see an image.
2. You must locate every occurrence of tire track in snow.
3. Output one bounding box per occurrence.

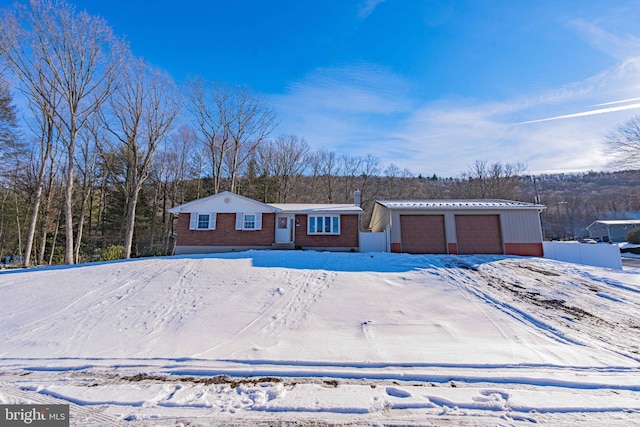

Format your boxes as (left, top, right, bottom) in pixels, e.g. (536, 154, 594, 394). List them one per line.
(72, 261, 185, 353)
(470, 259, 640, 362)
(428, 264, 581, 346)
(263, 269, 335, 335)
(189, 268, 302, 357)
(191, 268, 335, 357)
(0, 382, 123, 426)
(0, 265, 172, 356)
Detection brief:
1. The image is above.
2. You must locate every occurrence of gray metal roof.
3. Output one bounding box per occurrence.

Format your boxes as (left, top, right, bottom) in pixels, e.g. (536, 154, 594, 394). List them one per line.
(269, 203, 362, 214)
(376, 199, 545, 210)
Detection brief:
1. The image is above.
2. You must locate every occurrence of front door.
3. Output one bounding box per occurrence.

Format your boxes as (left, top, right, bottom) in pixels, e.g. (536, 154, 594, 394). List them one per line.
(275, 215, 294, 243)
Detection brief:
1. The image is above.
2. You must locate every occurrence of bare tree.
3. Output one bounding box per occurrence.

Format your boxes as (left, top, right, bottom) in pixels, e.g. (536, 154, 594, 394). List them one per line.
(254, 134, 309, 202)
(74, 118, 101, 261)
(21, 85, 60, 266)
(157, 125, 198, 252)
(339, 155, 363, 204)
(98, 58, 179, 259)
(184, 78, 233, 194)
(0, 0, 125, 264)
(225, 87, 277, 193)
(459, 160, 526, 199)
(0, 74, 19, 162)
(357, 153, 381, 206)
(605, 115, 640, 169)
(0, 73, 24, 260)
(310, 149, 338, 203)
(37, 145, 62, 265)
(185, 78, 276, 194)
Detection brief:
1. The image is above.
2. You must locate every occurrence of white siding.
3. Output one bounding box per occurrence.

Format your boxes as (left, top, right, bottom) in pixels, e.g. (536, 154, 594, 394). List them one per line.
(500, 211, 543, 242)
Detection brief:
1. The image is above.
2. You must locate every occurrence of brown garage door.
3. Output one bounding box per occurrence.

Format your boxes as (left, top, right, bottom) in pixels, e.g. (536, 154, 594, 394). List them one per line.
(400, 215, 447, 254)
(456, 215, 503, 254)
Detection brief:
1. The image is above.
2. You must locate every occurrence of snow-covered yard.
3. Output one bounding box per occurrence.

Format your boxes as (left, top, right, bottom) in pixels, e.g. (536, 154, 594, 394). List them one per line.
(1, 251, 639, 425)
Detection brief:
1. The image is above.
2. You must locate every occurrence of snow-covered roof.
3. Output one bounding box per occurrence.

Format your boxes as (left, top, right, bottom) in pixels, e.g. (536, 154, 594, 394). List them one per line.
(168, 192, 362, 215)
(588, 219, 640, 226)
(376, 199, 545, 210)
(168, 191, 277, 214)
(269, 203, 362, 214)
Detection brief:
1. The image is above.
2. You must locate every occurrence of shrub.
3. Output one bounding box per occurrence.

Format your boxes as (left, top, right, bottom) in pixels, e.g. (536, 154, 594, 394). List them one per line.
(627, 228, 640, 244)
(95, 245, 125, 261)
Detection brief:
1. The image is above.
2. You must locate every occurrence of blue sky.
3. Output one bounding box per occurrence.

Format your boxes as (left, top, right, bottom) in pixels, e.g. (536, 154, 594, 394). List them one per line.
(16, 0, 640, 175)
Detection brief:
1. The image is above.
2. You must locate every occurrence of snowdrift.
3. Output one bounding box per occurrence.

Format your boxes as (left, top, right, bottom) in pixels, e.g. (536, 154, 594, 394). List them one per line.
(1, 251, 639, 425)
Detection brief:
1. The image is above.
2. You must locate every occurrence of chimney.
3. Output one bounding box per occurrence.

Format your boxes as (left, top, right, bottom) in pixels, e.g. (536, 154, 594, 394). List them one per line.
(354, 189, 361, 207)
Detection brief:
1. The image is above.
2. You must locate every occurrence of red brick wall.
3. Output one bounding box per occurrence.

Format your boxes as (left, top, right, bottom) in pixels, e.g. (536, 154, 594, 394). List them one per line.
(448, 243, 458, 255)
(294, 214, 359, 248)
(176, 213, 275, 247)
(504, 243, 544, 256)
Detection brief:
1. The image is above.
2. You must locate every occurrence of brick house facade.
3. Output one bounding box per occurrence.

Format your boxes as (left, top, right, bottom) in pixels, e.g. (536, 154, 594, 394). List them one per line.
(293, 214, 360, 249)
(169, 191, 362, 254)
(175, 213, 277, 248)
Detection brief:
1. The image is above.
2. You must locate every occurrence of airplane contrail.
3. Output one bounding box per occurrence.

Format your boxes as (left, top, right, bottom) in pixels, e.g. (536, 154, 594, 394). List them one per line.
(592, 97, 640, 107)
(517, 102, 640, 125)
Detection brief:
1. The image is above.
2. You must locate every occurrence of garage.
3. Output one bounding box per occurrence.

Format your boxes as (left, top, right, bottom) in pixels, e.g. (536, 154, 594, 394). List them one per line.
(455, 215, 502, 254)
(400, 215, 447, 254)
(369, 199, 544, 257)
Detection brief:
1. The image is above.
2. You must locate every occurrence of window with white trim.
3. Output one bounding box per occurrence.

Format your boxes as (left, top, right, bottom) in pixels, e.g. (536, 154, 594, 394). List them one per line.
(244, 214, 256, 229)
(235, 213, 262, 230)
(197, 214, 210, 229)
(308, 215, 340, 235)
(189, 212, 216, 230)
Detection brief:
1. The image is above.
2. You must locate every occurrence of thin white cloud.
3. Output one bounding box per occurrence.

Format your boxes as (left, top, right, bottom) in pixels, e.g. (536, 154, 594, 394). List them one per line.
(570, 19, 640, 61)
(283, 62, 411, 115)
(358, 0, 386, 20)
(271, 62, 413, 157)
(270, 19, 640, 177)
(392, 55, 640, 175)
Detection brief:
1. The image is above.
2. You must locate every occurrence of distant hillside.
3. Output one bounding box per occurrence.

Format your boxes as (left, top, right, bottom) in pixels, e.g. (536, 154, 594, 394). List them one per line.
(519, 170, 640, 239)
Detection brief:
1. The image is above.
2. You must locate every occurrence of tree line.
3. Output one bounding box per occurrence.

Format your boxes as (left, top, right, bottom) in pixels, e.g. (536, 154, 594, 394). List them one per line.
(1, 0, 638, 266)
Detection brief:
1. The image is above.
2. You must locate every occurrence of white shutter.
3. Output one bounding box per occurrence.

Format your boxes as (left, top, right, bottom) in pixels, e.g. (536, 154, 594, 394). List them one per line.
(235, 213, 243, 230)
(209, 213, 217, 230)
(189, 213, 198, 230)
(255, 213, 262, 230)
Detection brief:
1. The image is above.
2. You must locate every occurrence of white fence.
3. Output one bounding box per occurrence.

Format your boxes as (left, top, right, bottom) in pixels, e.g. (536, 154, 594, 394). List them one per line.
(359, 229, 388, 253)
(543, 241, 622, 270)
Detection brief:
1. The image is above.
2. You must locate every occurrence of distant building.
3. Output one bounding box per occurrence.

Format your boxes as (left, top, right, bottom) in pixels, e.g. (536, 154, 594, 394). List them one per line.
(586, 220, 640, 242)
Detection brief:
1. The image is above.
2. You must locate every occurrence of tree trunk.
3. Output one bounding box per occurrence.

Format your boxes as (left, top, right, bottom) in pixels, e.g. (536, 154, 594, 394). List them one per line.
(14, 191, 23, 258)
(123, 186, 141, 259)
(48, 208, 62, 265)
(38, 219, 48, 266)
(74, 196, 86, 263)
(37, 165, 55, 265)
(64, 147, 75, 264)
(22, 178, 45, 267)
(74, 180, 93, 263)
(23, 140, 52, 266)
